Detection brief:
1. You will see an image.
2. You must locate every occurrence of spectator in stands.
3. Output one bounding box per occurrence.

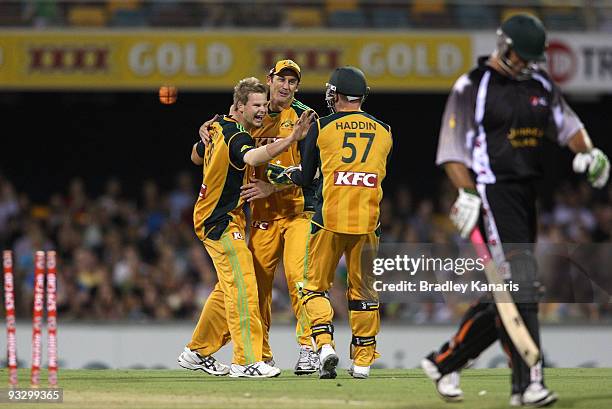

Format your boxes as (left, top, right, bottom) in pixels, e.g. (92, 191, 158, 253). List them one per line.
(2, 171, 610, 323)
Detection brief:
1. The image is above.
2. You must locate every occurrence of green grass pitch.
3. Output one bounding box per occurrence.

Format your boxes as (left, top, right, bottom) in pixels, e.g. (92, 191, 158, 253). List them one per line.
(1, 368, 611, 408)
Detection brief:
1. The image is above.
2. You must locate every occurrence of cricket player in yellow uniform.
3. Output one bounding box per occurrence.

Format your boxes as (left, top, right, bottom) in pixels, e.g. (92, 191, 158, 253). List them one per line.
(177, 77, 314, 378)
(239, 60, 320, 374)
(286, 67, 393, 379)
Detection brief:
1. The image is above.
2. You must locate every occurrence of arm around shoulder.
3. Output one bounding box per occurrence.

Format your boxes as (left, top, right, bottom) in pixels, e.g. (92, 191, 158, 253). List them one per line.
(191, 142, 204, 165)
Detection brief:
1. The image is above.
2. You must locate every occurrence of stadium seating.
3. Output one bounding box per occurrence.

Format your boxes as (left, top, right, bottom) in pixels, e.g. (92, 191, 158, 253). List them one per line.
(500, 7, 539, 23)
(107, 0, 142, 14)
(542, 6, 585, 31)
(109, 9, 148, 27)
(149, 2, 201, 27)
(285, 7, 324, 28)
(410, 0, 452, 28)
(599, 7, 612, 32)
(325, 0, 359, 14)
(67, 6, 108, 27)
(328, 9, 368, 28)
(455, 5, 498, 29)
(371, 8, 410, 29)
(0, 2, 26, 26)
(0, 1, 603, 31)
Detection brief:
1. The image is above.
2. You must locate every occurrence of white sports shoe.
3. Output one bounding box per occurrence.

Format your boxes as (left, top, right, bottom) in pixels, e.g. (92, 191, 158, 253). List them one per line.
(420, 358, 463, 402)
(229, 361, 281, 378)
(265, 358, 279, 369)
(520, 383, 558, 407)
(347, 364, 370, 379)
(177, 347, 229, 376)
(318, 344, 339, 379)
(510, 394, 522, 407)
(294, 345, 319, 375)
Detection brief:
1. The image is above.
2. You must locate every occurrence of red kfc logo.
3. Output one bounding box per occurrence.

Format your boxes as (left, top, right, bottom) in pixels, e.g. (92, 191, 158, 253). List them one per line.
(334, 171, 378, 188)
(530, 96, 547, 107)
(199, 184, 207, 198)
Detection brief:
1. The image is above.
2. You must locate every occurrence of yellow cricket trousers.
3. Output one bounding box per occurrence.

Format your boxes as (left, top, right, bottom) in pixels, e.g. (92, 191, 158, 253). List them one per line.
(302, 226, 381, 366)
(188, 220, 263, 365)
(249, 212, 312, 361)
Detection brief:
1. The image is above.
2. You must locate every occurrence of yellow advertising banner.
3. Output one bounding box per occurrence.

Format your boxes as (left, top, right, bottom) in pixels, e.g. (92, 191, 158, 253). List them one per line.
(0, 30, 471, 91)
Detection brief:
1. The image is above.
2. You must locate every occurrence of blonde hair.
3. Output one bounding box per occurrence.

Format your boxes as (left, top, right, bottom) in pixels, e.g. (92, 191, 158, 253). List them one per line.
(233, 77, 267, 107)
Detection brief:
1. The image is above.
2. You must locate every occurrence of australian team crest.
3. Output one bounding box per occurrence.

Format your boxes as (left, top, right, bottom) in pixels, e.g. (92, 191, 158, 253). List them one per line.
(280, 119, 294, 130)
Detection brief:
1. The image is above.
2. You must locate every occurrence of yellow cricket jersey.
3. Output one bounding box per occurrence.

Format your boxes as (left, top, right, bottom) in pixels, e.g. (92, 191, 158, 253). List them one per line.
(193, 116, 255, 241)
(249, 99, 317, 221)
(290, 111, 392, 234)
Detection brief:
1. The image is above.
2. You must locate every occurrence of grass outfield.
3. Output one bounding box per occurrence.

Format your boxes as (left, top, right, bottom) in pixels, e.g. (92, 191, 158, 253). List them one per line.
(1, 368, 611, 409)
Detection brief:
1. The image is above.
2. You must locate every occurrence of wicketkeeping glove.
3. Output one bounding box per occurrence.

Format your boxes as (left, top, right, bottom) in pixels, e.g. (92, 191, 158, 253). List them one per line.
(573, 148, 610, 189)
(450, 188, 482, 239)
(266, 163, 301, 186)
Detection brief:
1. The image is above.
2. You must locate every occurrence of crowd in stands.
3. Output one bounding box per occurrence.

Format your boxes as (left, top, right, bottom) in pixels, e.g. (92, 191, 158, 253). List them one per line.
(0, 1, 610, 32)
(1, 171, 610, 325)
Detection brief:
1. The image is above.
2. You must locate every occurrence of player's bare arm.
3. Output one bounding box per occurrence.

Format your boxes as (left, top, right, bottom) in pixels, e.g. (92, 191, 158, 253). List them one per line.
(443, 162, 476, 190)
(243, 110, 315, 166)
(436, 70, 482, 239)
(568, 128, 592, 153)
(191, 142, 204, 166)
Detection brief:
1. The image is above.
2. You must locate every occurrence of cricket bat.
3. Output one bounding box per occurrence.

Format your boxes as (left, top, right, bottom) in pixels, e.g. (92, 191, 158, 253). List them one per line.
(470, 228, 540, 367)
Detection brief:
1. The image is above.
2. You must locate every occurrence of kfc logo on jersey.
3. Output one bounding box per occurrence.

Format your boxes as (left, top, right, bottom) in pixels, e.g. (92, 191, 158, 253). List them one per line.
(232, 232, 244, 240)
(252, 221, 270, 230)
(334, 171, 378, 188)
(199, 184, 207, 198)
(530, 96, 548, 107)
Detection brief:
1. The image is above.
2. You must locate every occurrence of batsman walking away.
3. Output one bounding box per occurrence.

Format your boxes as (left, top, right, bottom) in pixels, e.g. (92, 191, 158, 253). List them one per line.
(420, 13, 610, 407)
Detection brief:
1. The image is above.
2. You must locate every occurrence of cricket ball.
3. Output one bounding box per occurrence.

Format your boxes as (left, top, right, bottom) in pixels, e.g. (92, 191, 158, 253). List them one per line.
(159, 85, 178, 105)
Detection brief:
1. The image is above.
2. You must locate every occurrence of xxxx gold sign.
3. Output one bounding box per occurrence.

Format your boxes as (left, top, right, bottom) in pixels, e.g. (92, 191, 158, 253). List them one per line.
(28, 47, 110, 72)
(0, 30, 471, 91)
(260, 48, 342, 74)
